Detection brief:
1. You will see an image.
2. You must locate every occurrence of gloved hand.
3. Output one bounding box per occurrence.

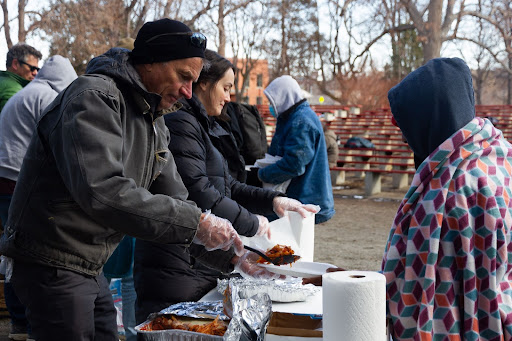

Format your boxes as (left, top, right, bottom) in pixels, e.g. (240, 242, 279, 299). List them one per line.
(273, 197, 320, 218)
(255, 215, 271, 239)
(232, 251, 283, 280)
(193, 211, 244, 256)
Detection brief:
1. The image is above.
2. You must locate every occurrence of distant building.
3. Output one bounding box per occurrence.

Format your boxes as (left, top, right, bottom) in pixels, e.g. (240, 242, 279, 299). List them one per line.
(230, 58, 269, 105)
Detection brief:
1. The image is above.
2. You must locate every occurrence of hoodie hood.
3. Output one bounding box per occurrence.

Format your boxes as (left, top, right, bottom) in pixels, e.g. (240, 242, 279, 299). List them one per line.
(33, 55, 77, 93)
(388, 57, 475, 167)
(85, 47, 136, 82)
(264, 75, 304, 116)
(85, 48, 164, 113)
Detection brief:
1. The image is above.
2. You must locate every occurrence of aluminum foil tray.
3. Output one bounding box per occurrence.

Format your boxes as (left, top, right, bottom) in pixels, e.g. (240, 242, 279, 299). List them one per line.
(217, 277, 318, 302)
(135, 301, 227, 340)
(135, 327, 223, 341)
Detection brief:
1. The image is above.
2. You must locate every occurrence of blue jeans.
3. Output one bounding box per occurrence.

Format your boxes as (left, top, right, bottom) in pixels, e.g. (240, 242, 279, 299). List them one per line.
(0, 195, 29, 331)
(107, 275, 137, 341)
(121, 276, 137, 341)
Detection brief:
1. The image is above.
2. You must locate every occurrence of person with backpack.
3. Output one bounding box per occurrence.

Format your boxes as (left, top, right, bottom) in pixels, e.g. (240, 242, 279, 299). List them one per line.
(223, 101, 268, 185)
(225, 102, 268, 166)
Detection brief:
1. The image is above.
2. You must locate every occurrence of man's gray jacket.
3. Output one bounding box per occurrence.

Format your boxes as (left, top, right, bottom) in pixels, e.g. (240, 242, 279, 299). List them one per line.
(0, 48, 235, 276)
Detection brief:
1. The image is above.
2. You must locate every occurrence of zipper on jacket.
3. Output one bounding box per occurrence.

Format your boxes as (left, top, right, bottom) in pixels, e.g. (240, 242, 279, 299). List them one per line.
(140, 112, 156, 189)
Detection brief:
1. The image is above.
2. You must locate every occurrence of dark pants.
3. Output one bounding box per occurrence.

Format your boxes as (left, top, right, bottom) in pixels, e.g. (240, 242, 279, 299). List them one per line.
(4, 282, 29, 329)
(11, 261, 117, 341)
(0, 194, 29, 330)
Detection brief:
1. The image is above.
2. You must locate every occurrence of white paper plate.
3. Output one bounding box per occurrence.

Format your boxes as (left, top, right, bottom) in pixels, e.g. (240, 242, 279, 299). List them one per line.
(260, 261, 337, 278)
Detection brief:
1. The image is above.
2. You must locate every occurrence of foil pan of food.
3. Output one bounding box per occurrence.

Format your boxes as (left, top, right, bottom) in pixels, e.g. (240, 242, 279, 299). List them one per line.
(136, 291, 273, 341)
(217, 277, 318, 303)
(135, 301, 228, 341)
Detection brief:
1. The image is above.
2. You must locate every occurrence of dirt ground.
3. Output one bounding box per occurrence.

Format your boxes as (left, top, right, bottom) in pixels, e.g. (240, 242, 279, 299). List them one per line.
(0, 175, 409, 340)
(313, 177, 407, 271)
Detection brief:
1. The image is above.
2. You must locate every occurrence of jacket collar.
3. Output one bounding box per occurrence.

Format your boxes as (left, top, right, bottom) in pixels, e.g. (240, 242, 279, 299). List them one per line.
(278, 98, 307, 121)
(0, 70, 30, 87)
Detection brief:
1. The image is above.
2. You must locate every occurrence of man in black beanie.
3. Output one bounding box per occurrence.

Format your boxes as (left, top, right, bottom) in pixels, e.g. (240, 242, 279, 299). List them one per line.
(0, 18, 270, 340)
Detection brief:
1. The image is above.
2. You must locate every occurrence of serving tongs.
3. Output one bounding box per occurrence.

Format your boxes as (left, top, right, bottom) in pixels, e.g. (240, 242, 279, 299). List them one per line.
(244, 245, 300, 266)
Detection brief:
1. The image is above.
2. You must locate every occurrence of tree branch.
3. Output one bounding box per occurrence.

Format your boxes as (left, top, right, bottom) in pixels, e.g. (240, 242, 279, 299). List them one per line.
(457, 36, 512, 74)
(183, 0, 214, 27)
(400, 0, 424, 33)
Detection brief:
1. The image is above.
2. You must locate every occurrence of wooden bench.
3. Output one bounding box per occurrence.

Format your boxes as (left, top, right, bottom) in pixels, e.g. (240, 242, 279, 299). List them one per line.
(257, 104, 512, 195)
(330, 166, 415, 196)
(331, 147, 415, 195)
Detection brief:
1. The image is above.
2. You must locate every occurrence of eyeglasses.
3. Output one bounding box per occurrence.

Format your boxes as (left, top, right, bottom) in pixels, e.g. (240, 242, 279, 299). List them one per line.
(146, 32, 207, 50)
(18, 60, 40, 72)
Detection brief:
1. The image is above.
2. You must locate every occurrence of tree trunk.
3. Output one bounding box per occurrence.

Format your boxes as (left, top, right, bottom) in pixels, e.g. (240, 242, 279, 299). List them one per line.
(218, 0, 226, 55)
(422, 0, 442, 63)
(422, 37, 442, 63)
(1, 0, 12, 48)
(508, 55, 512, 105)
(475, 74, 482, 105)
(17, 0, 26, 42)
(279, 2, 288, 75)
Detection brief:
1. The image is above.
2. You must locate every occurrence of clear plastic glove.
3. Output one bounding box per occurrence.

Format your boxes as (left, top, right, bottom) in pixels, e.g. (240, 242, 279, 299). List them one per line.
(273, 197, 320, 218)
(232, 251, 283, 280)
(193, 211, 244, 256)
(255, 215, 271, 239)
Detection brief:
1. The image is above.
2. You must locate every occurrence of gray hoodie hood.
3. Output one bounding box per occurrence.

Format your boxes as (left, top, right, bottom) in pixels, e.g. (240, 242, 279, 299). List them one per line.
(33, 55, 77, 93)
(0, 55, 78, 181)
(264, 75, 304, 116)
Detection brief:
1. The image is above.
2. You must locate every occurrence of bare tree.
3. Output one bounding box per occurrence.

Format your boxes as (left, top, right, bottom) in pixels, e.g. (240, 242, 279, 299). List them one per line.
(265, 0, 319, 78)
(331, 0, 503, 66)
(1, 0, 44, 48)
(295, 0, 371, 104)
(39, 0, 152, 74)
(228, 1, 270, 102)
(453, 0, 512, 103)
(468, 1, 496, 105)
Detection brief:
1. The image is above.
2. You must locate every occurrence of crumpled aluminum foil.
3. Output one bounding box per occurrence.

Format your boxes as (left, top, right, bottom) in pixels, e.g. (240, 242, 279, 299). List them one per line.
(149, 301, 229, 321)
(223, 283, 272, 341)
(217, 277, 319, 303)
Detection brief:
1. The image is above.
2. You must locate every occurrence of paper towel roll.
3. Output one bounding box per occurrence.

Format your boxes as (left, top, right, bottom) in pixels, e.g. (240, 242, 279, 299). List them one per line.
(322, 271, 386, 341)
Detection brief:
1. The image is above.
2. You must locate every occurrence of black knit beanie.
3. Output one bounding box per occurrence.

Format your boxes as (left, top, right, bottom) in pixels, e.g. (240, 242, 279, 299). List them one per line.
(130, 19, 206, 64)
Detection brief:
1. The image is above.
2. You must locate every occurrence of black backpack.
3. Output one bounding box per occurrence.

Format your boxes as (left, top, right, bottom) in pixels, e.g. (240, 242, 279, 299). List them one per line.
(226, 103, 268, 165)
(344, 136, 375, 149)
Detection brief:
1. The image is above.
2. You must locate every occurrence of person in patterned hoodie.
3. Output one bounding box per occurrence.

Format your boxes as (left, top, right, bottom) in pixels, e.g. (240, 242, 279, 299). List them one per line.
(382, 57, 512, 340)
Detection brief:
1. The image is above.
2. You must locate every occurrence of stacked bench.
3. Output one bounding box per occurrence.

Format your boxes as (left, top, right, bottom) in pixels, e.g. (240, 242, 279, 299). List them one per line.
(329, 108, 415, 195)
(256, 104, 512, 196)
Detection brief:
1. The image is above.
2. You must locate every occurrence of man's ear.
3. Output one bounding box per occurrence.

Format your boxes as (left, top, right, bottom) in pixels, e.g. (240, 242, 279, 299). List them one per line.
(10, 59, 21, 72)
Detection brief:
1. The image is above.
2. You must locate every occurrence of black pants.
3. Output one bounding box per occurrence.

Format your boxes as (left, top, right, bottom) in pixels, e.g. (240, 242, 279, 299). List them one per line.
(11, 260, 117, 341)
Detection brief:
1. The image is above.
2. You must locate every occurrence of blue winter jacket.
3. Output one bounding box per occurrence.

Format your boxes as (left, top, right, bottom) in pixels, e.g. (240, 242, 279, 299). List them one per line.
(258, 99, 335, 224)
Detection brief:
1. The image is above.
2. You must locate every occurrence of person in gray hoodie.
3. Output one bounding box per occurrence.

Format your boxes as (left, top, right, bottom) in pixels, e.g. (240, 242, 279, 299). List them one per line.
(0, 54, 77, 341)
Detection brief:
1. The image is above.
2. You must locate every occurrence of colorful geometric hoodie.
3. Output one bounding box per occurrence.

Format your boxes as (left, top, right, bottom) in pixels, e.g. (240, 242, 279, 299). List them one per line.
(382, 58, 512, 340)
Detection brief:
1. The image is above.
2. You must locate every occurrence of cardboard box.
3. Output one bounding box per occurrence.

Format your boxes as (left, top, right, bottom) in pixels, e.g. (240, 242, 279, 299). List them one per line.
(265, 312, 322, 341)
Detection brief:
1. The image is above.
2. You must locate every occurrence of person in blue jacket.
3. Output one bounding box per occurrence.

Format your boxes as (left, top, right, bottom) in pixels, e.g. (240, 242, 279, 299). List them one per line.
(258, 75, 335, 224)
